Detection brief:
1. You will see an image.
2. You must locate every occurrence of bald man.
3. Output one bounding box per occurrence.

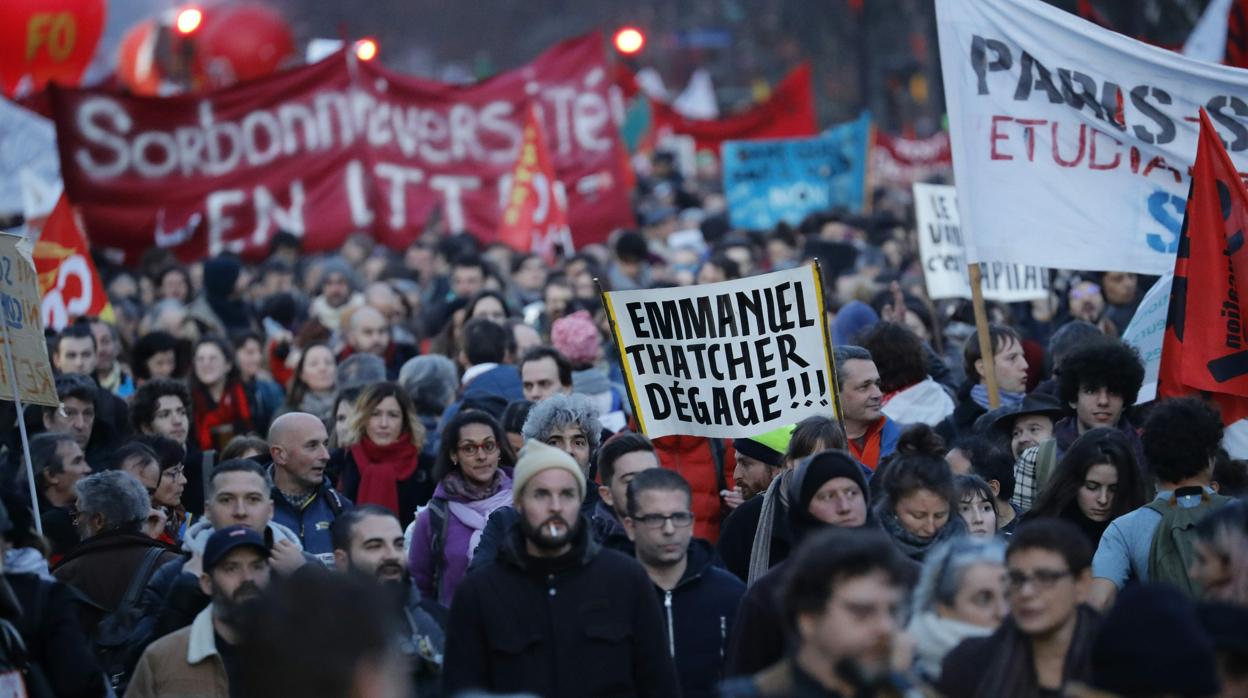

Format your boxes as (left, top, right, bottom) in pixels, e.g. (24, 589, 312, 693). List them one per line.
(365, 281, 418, 347)
(341, 305, 417, 381)
(268, 412, 352, 562)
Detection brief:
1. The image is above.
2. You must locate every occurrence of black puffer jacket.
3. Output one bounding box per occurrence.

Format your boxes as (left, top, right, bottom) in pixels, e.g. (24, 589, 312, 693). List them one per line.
(443, 516, 680, 698)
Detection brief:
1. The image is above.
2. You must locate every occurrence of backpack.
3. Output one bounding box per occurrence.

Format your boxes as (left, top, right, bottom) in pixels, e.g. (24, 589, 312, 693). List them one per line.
(1146, 490, 1233, 598)
(425, 499, 451, 602)
(93, 547, 165, 692)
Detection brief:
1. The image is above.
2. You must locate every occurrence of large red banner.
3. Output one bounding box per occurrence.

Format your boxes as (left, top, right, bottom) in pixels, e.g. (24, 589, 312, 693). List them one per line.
(647, 63, 817, 155)
(870, 131, 952, 189)
(48, 33, 632, 263)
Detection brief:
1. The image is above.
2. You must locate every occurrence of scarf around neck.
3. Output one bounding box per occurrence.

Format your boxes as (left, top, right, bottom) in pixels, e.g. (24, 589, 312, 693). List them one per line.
(440, 469, 505, 501)
(971, 383, 1025, 411)
(351, 436, 420, 515)
(876, 500, 963, 561)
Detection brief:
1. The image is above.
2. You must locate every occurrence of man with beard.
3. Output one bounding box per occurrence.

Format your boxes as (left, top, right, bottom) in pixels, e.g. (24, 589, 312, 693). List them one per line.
(834, 346, 901, 471)
(721, 528, 915, 698)
(331, 505, 446, 695)
(443, 440, 680, 698)
(127, 526, 271, 697)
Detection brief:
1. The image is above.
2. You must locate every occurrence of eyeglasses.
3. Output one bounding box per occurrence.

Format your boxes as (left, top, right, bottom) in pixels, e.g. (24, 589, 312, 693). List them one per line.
(633, 512, 694, 529)
(457, 440, 498, 457)
(162, 465, 186, 479)
(1007, 569, 1071, 593)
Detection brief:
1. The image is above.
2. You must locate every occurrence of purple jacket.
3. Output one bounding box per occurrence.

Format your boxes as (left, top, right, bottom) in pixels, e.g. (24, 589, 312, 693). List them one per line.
(409, 474, 513, 608)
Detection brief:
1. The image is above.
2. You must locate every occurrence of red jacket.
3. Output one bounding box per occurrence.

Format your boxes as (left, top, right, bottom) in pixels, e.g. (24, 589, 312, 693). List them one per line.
(651, 435, 735, 543)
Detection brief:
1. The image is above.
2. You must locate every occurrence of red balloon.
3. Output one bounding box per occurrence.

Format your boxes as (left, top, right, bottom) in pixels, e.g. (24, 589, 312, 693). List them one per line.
(0, 0, 106, 96)
(192, 4, 295, 89)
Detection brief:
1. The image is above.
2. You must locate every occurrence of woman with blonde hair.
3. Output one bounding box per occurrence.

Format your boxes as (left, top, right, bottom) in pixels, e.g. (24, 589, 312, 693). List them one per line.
(331, 382, 430, 526)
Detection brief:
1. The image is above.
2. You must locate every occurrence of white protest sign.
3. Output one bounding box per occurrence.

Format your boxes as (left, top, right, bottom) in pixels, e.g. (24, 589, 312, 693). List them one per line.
(937, 0, 1248, 274)
(914, 183, 1049, 303)
(0, 235, 57, 407)
(604, 265, 836, 439)
(1121, 273, 1172, 405)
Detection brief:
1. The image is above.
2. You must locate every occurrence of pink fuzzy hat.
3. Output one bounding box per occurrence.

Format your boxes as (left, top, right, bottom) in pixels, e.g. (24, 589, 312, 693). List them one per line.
(551, 310, 601, 366)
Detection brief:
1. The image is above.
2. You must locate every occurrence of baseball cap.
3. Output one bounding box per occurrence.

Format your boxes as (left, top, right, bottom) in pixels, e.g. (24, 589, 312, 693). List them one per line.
(203, 525, 269, 571)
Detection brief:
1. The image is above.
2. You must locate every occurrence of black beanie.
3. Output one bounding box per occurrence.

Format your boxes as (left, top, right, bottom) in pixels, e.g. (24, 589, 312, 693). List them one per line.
(787, 449, 871, 540)
(734, 436, 785, 468)
(1091, 584, 1220, 697)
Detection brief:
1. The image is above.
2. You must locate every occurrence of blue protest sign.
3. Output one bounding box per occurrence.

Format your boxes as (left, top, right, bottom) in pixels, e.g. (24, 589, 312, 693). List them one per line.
(722, 112, 870, 231)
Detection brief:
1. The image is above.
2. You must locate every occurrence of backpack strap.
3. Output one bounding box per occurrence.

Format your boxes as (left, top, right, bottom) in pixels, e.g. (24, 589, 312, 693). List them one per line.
(324, 487, 345, 517)
(123, 548, 165, 611)
(1034, 439, 1058, 495)
(710, 438, 727, 493)
(427, 499, 450, 602)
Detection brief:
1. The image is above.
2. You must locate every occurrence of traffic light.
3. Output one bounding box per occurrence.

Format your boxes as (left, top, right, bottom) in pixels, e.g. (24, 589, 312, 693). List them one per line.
(354, 37, 379, 61)
(175, 6, 203, 35)
(613, 27, 645, 55)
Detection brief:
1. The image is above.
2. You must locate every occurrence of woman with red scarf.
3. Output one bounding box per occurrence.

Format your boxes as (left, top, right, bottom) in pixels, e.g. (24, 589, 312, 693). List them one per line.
(332, 382, 431, 526)
(189, 337, 256, 452)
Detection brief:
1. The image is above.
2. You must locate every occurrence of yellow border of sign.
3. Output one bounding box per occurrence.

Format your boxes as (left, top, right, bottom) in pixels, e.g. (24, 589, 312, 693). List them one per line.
(810, 262, 843, 422)
(601, 286, 648, 435)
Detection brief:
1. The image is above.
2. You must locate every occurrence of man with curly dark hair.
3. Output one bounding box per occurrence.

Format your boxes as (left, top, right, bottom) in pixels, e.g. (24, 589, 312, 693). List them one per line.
(1089, 397, 1231, 610)
(1054, 337, 1146, 468)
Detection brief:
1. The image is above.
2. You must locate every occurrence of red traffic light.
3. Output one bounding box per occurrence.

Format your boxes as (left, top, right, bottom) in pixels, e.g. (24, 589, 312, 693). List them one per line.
(354, 37, 378, 61)
(175, 6, 203, 35)
(613, 27, 645, 55)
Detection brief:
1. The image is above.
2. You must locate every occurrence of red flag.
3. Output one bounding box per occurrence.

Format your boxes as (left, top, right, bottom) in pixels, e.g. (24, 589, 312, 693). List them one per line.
(33, 194, 113, 331)
(1228, 0, 1248, 68)
(497, 105, 569, 264)
(1157, 109, 1248, 424)
(647, 63, 817, 156)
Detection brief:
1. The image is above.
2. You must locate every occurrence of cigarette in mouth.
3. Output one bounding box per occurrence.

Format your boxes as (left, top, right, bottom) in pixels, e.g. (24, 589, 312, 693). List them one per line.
(549, 523, 558, 537)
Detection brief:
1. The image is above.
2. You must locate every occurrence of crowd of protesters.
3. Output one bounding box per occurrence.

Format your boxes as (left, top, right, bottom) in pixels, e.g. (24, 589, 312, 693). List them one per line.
(4, 144, 1248, 698)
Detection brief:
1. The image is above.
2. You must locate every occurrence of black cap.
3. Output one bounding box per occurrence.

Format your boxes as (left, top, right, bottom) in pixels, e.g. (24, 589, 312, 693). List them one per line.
(989, 392, 1067, 434)
(203, 525, 268, 571)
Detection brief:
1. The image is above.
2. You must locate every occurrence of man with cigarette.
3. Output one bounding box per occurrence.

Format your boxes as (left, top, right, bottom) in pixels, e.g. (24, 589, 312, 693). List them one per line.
(443, 440, 680, 698)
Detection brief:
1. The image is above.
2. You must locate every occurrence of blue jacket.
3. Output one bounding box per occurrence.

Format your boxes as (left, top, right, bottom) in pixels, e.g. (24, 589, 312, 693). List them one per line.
(880, 415, 902, 460)
(654, 539, 746, 698)
(269, 471, 352, 563)
(438, 364, 525, 430)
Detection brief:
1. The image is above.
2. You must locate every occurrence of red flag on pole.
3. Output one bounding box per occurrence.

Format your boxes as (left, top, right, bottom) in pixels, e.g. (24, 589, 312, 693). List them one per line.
(1157, 109, 1248, 424)
(33, 194, 114, 331)
(497, 104, 569, 264)
(1228, 0, 1248, 67)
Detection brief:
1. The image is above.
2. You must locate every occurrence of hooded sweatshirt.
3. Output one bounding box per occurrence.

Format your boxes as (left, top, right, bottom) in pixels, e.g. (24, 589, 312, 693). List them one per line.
(725, 450, 874, 677)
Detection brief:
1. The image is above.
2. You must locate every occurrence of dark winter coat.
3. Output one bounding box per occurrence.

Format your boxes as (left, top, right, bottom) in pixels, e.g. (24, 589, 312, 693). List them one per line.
(936, 381, 988, 445)
(652, 539, 745, 698)
(443, 517, 681, 698)
(717, 494, 792, 583)
(268, 470, 352, 563)
(468, 487, 603, 573)
(590, 500, 635, 557)
(7, 573, 106, 697)
(51, 530, 181, 634)
(725, 559, 791, 678)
